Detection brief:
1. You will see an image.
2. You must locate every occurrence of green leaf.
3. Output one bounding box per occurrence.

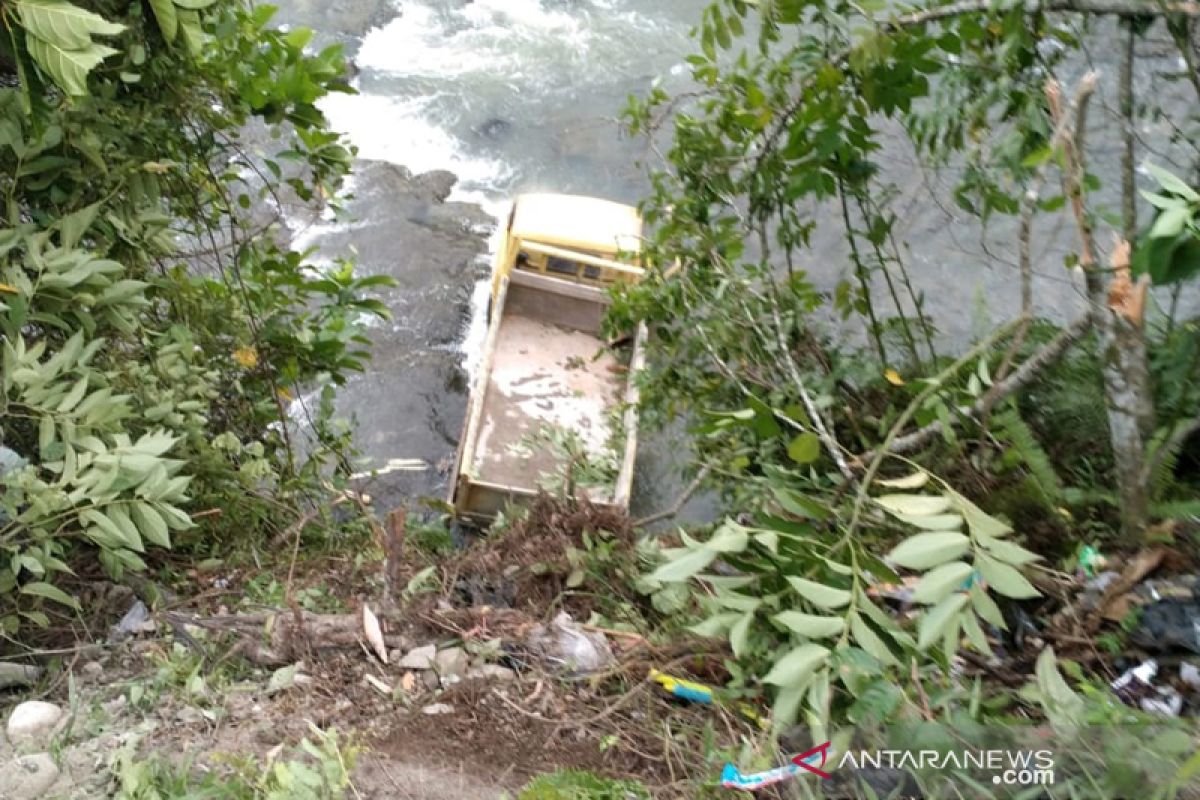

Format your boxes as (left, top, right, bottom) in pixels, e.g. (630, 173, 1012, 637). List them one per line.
(848, 613, 898, 665)
(969, 584, 1006, 629)
(729, 611, 754, 657)
(19, 580, 80, 610)
(26, 36, 118, 96)
(57, 376, 88, 412)
(786, 432, 820, 464)
(917, 593, 968, 650)
(177, 9, 204, 56)
(772, 611, 844, 638)
(148, 0, 178, 41)
(106, 506, 144, 553)
(38, 414, 55, 452)
(961, 610, 991, 653)
(173, 0, 218, 8)
(977, 556, 1039, 599)
(878, 471, 929, 489)
(910, 561, 974, 605)
(57, 201, 100, 248)
(1034, 647, 1083, 728)
(1150, 205, 1190, 239)
(688, 612, 740, 637)
(893, 512, 963, 531)
(705, 521, 749, 553)
(876, 493, 952, 517)
(16, 0, 125, 50)
(763, 642, 829, 686)
(81, 508, 141, 551)
(131, 501, 170, 548)
(1144, 161, 1200, 202)
(650, 547, 717, 583)
(947, 489, 1012, 539)
(887, 531, 970, 570)
(771, 487, 830, 519)
(786, 576, 850, 609)
(980, 537, 1040, 566)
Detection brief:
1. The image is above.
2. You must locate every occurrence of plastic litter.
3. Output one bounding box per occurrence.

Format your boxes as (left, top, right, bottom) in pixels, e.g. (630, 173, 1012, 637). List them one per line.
(720, 746, 833, 791)
(525, 611, 614, 674)
(1181, 662, 1200, 688)
(109, 600, 152, 641)
(650, 669, 714, 704)
(1111, 659, 1183, 717)
(1076, 545, 1107, 578)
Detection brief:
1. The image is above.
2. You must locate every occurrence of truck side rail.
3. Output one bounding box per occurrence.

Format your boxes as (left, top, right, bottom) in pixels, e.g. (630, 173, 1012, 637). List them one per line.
(451, 274, 511, 514)
(516, 239, 645, 285)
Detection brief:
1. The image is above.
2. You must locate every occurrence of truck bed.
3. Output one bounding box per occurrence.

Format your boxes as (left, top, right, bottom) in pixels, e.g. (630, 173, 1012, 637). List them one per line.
(470, 313, 622, 500)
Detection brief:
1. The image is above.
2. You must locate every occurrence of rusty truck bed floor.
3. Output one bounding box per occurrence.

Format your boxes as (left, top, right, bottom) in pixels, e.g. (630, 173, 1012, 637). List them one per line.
(470, 314, 621, 499)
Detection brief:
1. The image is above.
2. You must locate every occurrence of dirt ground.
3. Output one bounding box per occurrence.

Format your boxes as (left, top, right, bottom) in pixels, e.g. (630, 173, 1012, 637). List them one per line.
(1, 497, 746, 799)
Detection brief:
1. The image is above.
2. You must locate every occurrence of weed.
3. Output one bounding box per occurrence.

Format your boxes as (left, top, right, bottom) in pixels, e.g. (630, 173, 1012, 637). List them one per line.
(516, 769, 650, 800)
(110, 724, 357, 800)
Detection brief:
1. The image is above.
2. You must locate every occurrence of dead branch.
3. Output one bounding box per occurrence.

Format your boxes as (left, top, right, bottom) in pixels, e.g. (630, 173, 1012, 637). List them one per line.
(164, 609, 414, 667)
(634, 465, 712, 528)
(855, 313, 1091, 461)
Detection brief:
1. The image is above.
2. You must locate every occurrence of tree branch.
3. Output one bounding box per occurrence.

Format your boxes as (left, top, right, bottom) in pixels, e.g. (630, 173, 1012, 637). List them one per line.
(634, 464, 713, 528)
(856, 313, 1091, 461)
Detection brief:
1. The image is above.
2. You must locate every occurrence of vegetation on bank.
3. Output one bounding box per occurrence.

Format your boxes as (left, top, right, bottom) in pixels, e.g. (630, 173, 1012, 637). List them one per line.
(0, 0, 386, 639)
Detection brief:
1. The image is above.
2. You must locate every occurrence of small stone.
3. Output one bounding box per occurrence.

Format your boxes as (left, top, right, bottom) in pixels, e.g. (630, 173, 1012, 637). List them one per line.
(399, 672, 417, 694)
(434, 647, 469, 678)
(80, 661, 103, 679)
(398, 644, 436, 670)
(0, 752, 60, 799)
(421, 703, 454, 715)
(421, 669, 440, 691)
(387, 649, 405, 664)
(466, 664, 516, 682)
(6, 701, 64, 749)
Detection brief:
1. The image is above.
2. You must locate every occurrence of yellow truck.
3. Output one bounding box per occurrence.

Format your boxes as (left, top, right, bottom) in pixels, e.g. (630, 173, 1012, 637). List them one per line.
(449, 193, 648, 522)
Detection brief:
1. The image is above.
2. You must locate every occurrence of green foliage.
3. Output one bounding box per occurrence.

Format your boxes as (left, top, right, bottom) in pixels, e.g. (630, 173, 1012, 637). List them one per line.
(992, 408, 1061, 506)
(111, 724, 357, 799)
(0, 1, 390, 637)
(1133, 163, 1200, 285)
(643, 467, 1038, 729)
(516, 769, 650, 800)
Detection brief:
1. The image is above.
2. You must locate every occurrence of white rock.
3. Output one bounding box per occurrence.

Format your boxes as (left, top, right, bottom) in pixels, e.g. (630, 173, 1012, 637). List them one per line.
(6, 702, 64, 748)
(421, 703, 454, 715)
(434, 647, 468, 678)
(0, 752, 60, 799)
(466, 664, 517, 682)
(398, 644, 436, 670)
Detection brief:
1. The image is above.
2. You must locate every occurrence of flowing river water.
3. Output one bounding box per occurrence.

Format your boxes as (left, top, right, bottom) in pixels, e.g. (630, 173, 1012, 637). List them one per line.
(272, 0, 1197, 515)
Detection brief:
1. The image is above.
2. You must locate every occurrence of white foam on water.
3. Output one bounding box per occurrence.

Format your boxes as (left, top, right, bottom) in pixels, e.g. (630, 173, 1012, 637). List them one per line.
(358, 0, 590, 85)
(319, 92, 512, 192)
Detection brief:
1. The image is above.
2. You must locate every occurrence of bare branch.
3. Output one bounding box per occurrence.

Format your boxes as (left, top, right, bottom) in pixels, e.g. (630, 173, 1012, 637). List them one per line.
(634, 464, 713, 528)
(856, 313, 1091, 461)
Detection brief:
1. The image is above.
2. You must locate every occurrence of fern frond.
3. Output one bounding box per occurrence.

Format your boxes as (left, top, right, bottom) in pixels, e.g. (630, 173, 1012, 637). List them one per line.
(1151, 499, 1200, 522)
(994, 409, 1061, 505)
(1146, 423, 1188, 500)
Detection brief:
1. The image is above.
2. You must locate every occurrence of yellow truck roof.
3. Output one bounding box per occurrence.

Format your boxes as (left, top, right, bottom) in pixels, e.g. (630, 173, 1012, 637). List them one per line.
(510, 193, 642, 255)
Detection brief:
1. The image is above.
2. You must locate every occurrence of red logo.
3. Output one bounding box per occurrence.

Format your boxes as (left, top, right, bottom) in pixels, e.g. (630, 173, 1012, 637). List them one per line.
(791, 741, 833, 779)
